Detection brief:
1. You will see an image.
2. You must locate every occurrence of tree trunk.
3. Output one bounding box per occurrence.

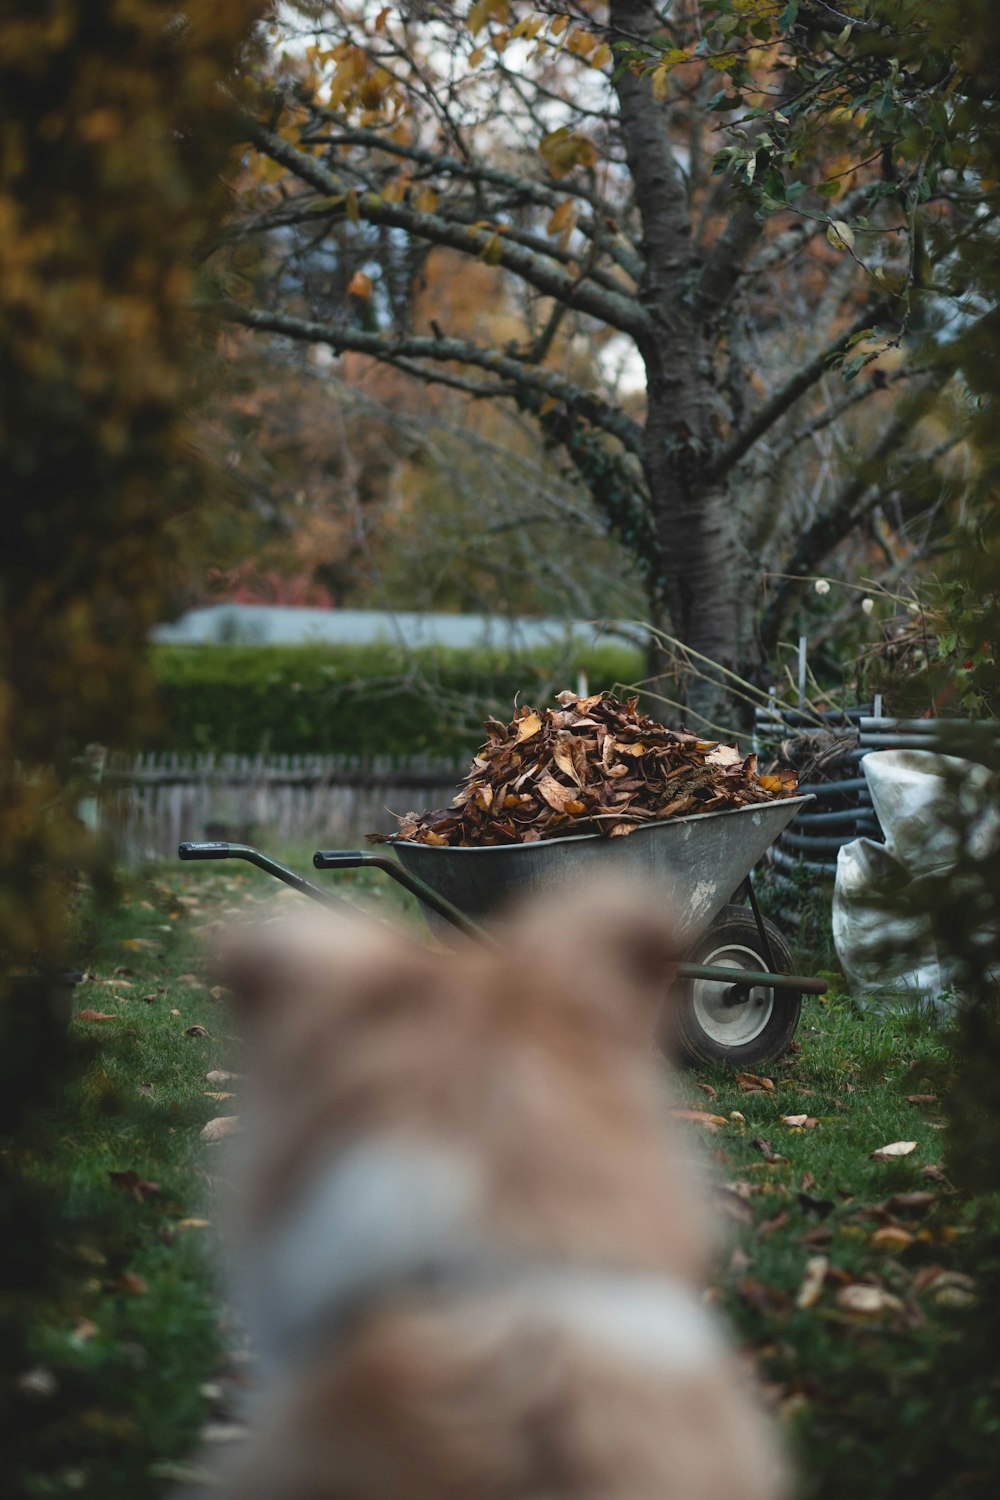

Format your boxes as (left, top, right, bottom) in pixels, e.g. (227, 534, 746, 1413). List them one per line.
(610, 0, 749, 736)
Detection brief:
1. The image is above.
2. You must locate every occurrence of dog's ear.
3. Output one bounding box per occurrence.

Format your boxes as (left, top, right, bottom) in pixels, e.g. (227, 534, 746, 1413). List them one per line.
(506, 878, 679, 1040)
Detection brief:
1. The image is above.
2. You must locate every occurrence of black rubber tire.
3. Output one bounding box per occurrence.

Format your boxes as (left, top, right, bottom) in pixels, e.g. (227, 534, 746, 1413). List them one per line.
(673, 905, 802, 1068)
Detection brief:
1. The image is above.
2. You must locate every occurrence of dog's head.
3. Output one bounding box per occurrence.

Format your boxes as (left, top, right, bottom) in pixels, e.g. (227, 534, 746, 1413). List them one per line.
(218, 880, 711, 1358)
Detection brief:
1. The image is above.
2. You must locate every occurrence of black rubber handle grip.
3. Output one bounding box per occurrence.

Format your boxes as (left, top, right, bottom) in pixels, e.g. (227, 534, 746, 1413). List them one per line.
(313, 851, 367, 869)
(178, 842, 232, 860)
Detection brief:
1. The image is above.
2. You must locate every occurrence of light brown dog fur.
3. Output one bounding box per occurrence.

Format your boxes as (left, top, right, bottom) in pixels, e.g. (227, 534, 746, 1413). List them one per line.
(214, 883, 788, 1500)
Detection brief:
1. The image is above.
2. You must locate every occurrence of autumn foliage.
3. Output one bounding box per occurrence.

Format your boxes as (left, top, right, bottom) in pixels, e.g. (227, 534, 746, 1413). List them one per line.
(0, 0, 265, 976)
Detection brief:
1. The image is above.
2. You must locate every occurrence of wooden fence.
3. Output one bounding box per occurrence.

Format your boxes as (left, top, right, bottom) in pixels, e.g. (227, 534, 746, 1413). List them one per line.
(98, 751, 466, 861)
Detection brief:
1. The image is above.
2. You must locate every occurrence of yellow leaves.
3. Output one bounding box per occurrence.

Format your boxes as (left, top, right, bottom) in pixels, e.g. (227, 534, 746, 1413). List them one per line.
(467, 0, 509, 37)
(413, 186, 439, 214)
(539, 127, 599, 179)
(591, 42, 613, 70)
(514, 710, 543, 743)
(550, 15, 569, 38)
(546, 199, 576, 236)
(479, 230, 505, 265)
(707, 52, 740, 71)
(511, 16, 545, 42)
(347, 271, 373, 300)
(566, 29, 599, 58)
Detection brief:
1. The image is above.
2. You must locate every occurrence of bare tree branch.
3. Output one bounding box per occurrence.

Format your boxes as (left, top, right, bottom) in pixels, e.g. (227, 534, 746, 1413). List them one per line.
(224, 300, 645, 454)
(708, 300, 893, 483)
(245, 116, 651, 338)
(760, 375, 947, 650)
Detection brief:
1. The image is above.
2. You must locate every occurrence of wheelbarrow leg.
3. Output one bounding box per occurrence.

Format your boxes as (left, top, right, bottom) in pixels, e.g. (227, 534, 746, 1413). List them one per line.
(738, 875, 778, 974)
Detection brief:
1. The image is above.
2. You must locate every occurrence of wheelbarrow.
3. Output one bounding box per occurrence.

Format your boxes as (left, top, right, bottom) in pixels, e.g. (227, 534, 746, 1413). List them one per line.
(179, 793, 825, 1067)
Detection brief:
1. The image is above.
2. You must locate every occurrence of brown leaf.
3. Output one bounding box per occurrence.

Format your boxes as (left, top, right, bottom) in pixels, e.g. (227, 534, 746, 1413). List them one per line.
(200, 1115, 240, 1142)
(836, 1284, 903, 1317)
(715, 1187, 754, 1226)
(798, 1192, 836, 1219)
(105, 1272, 149, 1296)
(795, 1255, 829, 1310)
(758, 1210, 790, 1239)
(202, 1090, 235, 1101)
(886, 1191, 936, 1215)
(205, 1070, 242, 1084)
(73, 1009, 117, 1022)
(800, 1224, 834, 1248)
(184, 1024, 211, 1037)
(782, 1114, 818, 1129)
(108, 1170, 160, 1203)
(869, 1224, 915, 1252)
(870, 1140, 917, 1161)
(751, 1136, 778, 1163)
(696, 1082, 718, 1101)
(737, 1072, 775, 1093)
(514, 710, 542, 743)
(670, 1107, 728, 1126)
(906, 1094, 939, 1106)
(737, 1278, 793, 1318)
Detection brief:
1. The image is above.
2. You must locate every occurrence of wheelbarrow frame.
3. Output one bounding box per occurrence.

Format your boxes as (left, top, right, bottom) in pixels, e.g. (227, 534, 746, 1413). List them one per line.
(177, 840, 827, 1001)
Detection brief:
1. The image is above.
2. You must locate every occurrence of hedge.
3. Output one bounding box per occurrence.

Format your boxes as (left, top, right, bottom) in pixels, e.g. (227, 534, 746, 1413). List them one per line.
(146, 641, 645, 758)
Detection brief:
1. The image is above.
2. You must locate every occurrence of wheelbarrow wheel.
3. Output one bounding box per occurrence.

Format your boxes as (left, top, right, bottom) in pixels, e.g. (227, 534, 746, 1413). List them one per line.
(674, 906, 801, 1068)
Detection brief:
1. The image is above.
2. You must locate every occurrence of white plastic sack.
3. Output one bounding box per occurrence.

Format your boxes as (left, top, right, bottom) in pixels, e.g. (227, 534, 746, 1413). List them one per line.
(832, 750, 1000, 1004)
(832, 838, 944, 1000)
(862, 750, 1000, 872)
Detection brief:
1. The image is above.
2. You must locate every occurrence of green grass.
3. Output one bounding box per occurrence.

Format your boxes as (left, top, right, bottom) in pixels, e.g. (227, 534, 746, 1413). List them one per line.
(7, 864, 999, 1498)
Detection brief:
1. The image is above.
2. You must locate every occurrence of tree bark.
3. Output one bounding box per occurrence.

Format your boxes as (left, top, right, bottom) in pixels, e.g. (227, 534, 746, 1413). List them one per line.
(610, 0, 746, 730)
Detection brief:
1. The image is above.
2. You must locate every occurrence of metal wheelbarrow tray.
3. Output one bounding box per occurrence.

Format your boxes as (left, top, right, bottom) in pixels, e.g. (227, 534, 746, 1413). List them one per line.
(179, 792, 825, 1067)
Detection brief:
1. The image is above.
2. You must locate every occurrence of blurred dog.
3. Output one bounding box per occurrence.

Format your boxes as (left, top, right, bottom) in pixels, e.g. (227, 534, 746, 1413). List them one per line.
(214, 883, 788, 1500)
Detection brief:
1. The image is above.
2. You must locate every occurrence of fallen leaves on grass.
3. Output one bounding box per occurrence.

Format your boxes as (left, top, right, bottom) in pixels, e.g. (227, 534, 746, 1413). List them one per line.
(104, 1272, 149, 1296)
(108, 1170, 160, 1203)
(906, 1094, 939, 1105)
(782, 1113, 818, 1128)
(184, 1023, 211, 1038)
(869, 1225, 915, 1252)
(737, 1278, 793, 1318)
(671, 1107, 728, 1126)
(371, 690, 798, 846)
(836, 1284, 904, 1317)
(737, 1072, 775, 1093)
(201, 1116, 240, 1142)
(751, 1136, 784, 1163)
(73, 1009, 116, 1022)
(206, 1070, 242, 1084)
(796, 1255, 829, 1309)
(203, 1091, 235, 1102)
(870, 1140, 917, 1160)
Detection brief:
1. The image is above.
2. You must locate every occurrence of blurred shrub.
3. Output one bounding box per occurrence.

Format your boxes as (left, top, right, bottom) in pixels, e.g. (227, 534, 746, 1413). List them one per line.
(149, 642, 645, 757)
(0, 0, 264, 969)
(0, 1, 265, 1488)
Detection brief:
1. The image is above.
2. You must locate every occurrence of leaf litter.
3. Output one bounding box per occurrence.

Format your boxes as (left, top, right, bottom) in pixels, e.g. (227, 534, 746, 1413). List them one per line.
(370, 690, 798, 847)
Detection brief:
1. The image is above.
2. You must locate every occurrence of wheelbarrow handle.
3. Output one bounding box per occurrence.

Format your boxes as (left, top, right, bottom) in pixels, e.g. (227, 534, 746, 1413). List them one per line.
(177, 842, 353, 910)
(179, 841, 233, 860)
(313, 850, 493, 944)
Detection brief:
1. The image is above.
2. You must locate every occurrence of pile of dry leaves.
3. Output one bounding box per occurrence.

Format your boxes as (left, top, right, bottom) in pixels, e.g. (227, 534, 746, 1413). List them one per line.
(371, 690, 798, 848)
